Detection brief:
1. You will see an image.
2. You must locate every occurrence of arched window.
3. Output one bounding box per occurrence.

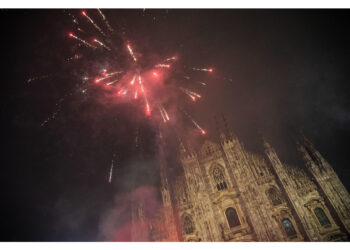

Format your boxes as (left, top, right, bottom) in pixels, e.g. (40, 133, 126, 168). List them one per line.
(267, 187, 282, 206)
(314, 207, 331, 226)
(282, 218, 297, 237)
(183, 215, 195, 234)
(225, 207, 240, 228)
(212, 166, 227, 191)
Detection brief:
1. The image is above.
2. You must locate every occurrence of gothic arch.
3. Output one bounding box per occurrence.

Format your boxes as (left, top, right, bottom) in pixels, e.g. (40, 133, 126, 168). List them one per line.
(210, 163, 228, 191)
(266, 186, 283, 206)
(182, 214, 195, 235)
(314, 207, 331, 227)
(225, 207, 240, 228)
(282, 218, 297, 238)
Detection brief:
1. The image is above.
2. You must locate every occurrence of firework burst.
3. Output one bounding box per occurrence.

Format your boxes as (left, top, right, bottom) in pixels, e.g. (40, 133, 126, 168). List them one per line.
(37, 9, 214, 138)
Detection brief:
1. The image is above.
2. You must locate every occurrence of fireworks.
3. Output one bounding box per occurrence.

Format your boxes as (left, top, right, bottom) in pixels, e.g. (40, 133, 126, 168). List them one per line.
(192, 67, 213, 72)
(97, 8, 113, 32)
(82, 10, 107, 37)
(127, 44, 137, 62)
(69, 32, 96, 48)
(109, 159, 114, 183)
(154, 64, 170, 68)
(39, 9, 213, 138)
(183, 110, 206, 135)
(93, 38, 111, 51)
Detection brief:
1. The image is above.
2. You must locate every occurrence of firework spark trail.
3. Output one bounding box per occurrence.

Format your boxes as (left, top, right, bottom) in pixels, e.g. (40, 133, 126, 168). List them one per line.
(64, 10, 79, 25)
(138, 76, 150, 115)
(106, 79, 119, 85)
(93, 38, 111, 51)
(27, 74, 50, 83)
(158, 105, 167, 123)
(77, 27, 85, 33)
(183, 76, 207, 86)
(95, 71, 123, 83)
(164, 56, 176, 62)
(108, 158, 114, 183)
(192, 67, 213, 72)
(82, 10, 107, 37)
(155, 64, 170, 68)
(66, 54, 82, 62)
(138, 74, 142, 85)
(142, 87, 151, 115)
(130, 75, 136, 85)
(69, 32, 96, 48)
(161, 105, 170, 121)
(40, 90, 76, 127)
(41, 108, 61, 127)
(134, 89, 138, 99)
(127, 44, 137, 62)
(97, 8, 114, 32)
(183, 110, 206, 135)
(179, 87, 201, 101)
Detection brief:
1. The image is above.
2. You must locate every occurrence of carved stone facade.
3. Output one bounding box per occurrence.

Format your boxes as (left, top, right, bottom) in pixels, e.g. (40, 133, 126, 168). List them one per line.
(131, 126, 350, 241)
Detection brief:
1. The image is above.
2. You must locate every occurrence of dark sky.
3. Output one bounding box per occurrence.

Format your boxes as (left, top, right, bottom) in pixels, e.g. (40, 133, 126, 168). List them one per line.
(1, 9, 350, 241)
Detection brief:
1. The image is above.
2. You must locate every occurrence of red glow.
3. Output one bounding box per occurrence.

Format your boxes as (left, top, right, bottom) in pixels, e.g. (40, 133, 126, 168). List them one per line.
(94, 78, 99, 83)
(82, 10, 86, 15)
(201, 130, 206, 135)
(146, 104, 151, 116)
(127, 44, 130, 48)
(209, 68, 213, 72)
(93, 38, 97, 42)
(191, 96, 196, 101)
(152, 72, 159, 77)
(68, 32, 73, 37)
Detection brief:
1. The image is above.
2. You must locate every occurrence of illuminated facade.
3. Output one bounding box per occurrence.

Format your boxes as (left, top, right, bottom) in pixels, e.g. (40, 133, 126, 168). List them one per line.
(132, 122, 350, 241)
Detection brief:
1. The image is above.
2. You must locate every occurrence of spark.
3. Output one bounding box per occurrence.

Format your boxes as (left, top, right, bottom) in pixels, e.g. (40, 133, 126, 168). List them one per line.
(66, 54, 82, 62)
(134, 89, 138, 99)
(199, 81, 207, 86)
(152, 72, 159, 77)
(97, 8, 114, 32)
(95, 71, 123, 83)
(155, 64, 170, 68)
(69, 32, 96, 48)
(117, 88, 124, 96)
(138, 74, 142, 85)
(139, 80, 150, 115)
(93, 38, 111, 51)
(183, 110, 206, 135)
(130, 75, 136, 85)
(158, 105, 167, 123)
(164, 56, 176, 62)
(179, 87, 201, 100)
(106, 79, 119, 85)
(82, 10, 107, 37)
(27, 74, 50, 84)
(184, 76, 190, 80)
(127, 44, 137, 62)
(192, 67, 213, 72)
(109, 159, 114, 183)
(161, 105, 170, 121)
(41, 108, 61, 127)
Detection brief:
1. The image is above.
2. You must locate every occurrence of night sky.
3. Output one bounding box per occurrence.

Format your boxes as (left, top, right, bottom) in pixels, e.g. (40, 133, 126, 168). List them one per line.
(2, 9, 350, 241)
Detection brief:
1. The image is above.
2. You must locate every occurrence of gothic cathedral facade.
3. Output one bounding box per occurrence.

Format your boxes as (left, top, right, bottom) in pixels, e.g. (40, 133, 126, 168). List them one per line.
(132, 123, 350, 241)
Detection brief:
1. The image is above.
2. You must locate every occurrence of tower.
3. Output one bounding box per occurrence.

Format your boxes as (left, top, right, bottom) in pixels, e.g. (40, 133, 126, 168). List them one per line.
(263, 134, 347, 241)
(296, 134, 350, 236)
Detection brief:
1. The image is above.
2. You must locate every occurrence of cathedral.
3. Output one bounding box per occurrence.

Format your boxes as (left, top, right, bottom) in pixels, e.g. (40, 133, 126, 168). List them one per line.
(131, 119, 350, 241)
